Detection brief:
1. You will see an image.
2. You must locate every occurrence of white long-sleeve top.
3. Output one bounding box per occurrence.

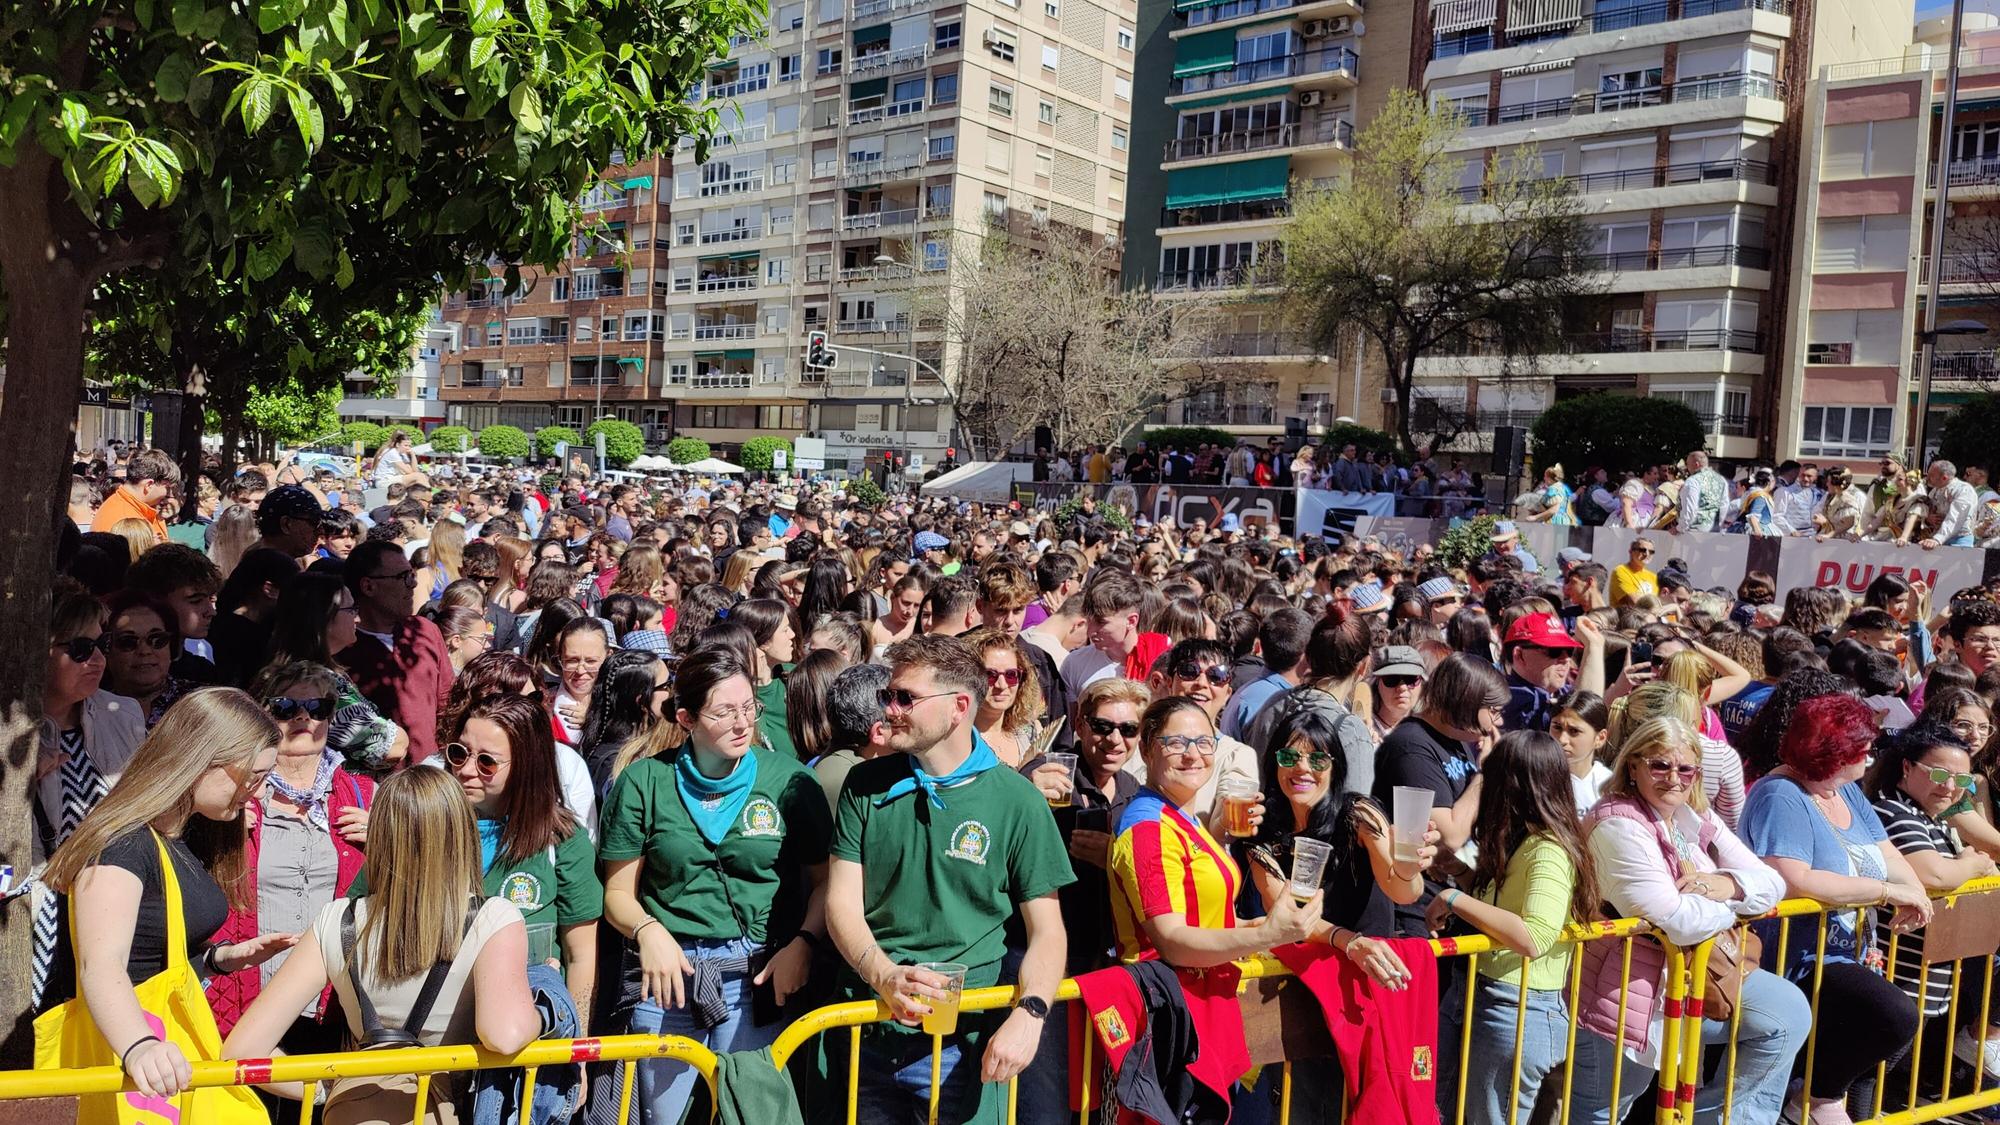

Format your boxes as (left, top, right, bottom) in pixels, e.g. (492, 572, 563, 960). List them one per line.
(1931, 478, 1979, 543)
(1772, 483, 1825, 535)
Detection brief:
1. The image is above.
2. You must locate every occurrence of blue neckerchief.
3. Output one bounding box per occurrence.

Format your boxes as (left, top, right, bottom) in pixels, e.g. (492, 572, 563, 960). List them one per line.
(676, 749, 759, 846)
(477, 816, 505, 873)
(874, 732, 1001, 810)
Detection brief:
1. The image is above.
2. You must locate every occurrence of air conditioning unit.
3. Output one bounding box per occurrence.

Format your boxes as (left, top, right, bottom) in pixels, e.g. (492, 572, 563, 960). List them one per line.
(1379, 387, 1397, 404)
(982, 27, 1001, 46)
(1302, 19, 1330, 36)
(1298, 90, 1324, 107)
(1327, 15, 1352, 33)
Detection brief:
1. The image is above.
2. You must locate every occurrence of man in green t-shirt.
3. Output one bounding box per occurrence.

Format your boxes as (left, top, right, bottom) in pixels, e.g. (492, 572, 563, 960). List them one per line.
(829, 634, 1073, 1124)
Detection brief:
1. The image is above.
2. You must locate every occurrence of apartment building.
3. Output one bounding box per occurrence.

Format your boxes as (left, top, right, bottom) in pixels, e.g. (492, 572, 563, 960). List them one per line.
(1124, 0, 1415, 437)
(1405, 0, 1899, 465)
(1779, 15, 2000, 469)
(337, 313, 456, 429)
(437, 0, 1136, 469)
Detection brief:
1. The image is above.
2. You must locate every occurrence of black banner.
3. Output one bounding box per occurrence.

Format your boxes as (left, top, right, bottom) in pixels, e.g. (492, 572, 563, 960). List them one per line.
(1018, 482, 1293, 529)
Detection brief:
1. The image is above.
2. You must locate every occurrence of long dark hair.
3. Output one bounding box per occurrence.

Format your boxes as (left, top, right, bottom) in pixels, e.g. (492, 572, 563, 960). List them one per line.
(1253, 708, 1372, 887)
(1863, 721, 1971, 800)
(785, 648, 846, 762)
(267, 571, 348, 667)
(669, 583, 737, 653)
(1470, 730, 1599, 926)
(796, 555, 851, 629)
(524, 596, 588, 678)
(453, 693, 576, 862)
(579, 649, 665, 768)
(1739, 669, 1859, 778)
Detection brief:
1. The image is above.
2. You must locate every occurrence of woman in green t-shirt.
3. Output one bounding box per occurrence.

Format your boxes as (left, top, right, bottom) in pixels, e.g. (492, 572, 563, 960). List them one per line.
(600, 645, 832, 1125)
(714, 598, 799, 760)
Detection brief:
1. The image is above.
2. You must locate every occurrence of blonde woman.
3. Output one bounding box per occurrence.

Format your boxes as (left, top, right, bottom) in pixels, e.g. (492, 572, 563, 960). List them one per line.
(1869, 469, 1932, 546)
(207, 503, 258, 577)
(41, 688, 294, 1102)
(964, 627, 1042, 766)
(224, 767, 540, 1119)
(1610, 677, 1747, 829)
(109, 517, 160, 564)
(1525, 465, 1577, 526)
(421, 518, 466, 603)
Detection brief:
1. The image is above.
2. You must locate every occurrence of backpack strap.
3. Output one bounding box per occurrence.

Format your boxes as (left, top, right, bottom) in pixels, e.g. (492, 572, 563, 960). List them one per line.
(342, 896, 480, 1045)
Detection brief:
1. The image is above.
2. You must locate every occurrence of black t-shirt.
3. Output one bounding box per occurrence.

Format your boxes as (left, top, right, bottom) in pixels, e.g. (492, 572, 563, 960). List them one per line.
(1010, 755, 1139, 976)
(43, 828, 230, 1009)
(1372, 717, 1478, 937)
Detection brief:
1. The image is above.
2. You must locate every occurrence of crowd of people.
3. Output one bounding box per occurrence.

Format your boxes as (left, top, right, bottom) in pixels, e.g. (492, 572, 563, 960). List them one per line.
(32, 437, 2000, 1125)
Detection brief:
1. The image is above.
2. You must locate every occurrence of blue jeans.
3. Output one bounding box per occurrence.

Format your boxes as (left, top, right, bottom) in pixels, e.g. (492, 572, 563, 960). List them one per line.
(626, 936, 781, 1125)
(1569, 967, 1810, 1125)
(468, 962, 584, 1125)
(1949, 534, 1976, 547)
(854, 1030, 987, 1125)
(1451, 978, 1568, 1125)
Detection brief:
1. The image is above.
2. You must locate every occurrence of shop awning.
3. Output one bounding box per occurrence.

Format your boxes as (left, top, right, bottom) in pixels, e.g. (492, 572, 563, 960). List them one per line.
(1164, 155, 1290, 207)
(622, 175, 654, 189)
(1173, 29, 1239, 78)
(617, 357, 646, 369)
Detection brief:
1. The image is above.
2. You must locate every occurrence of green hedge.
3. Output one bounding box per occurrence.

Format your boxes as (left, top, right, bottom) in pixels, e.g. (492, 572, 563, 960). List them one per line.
(535, 425, 582, 459)
(425, 425, 473, 454)
(339, 421, 387, 453)
(583, 417, 645, 467)
(1530, 394, 1706, 476)
(739, 436, 793, 472)
(1139, 426, 1238, 451)
(667, 436, 711, 465)
(475, 424, 531, 460)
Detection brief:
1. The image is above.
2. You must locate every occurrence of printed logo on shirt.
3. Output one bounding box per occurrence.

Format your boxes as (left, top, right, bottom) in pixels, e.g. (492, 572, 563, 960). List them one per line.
(740, 798, 783, 837)
(1092, 1007, 1130, 1049)
(500, 871, 544, 909)
(1411, 1045, 1434, 1083)
(945, 820, 991, 865)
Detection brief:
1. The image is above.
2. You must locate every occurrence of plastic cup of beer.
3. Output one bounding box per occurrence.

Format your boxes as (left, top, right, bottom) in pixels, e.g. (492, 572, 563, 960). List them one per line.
(1290, 838, 1334, 903)
(1391, 786, 1432, 865)
(1043, 752, 1079, 809)
(918, 961, 967, 1036)
(1220, 779, 1258, 838)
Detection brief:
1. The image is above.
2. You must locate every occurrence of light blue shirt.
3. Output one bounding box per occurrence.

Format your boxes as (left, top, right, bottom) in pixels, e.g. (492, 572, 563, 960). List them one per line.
(1223, 672, 1291, 742)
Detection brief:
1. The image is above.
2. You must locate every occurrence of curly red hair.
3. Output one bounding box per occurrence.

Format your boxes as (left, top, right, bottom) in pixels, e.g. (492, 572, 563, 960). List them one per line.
(1779, 694, 1877, 782)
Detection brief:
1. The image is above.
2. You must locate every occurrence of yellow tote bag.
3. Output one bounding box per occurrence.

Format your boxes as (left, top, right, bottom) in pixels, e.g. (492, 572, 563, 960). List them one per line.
(35, 831, 268, 1125)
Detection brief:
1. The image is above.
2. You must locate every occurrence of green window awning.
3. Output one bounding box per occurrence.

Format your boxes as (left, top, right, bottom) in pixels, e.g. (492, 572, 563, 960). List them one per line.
(727, 250, 761, 261)
(723, 349, 756, 360)
(695, 351, 724, 358)
(850, 77, 888, 100)
(1173, 29, 1239, 78)
(622, 175, 654, 189)
(851, 21, 890, 41)
(1175, 86, 1294, 110)
(617, 357, 646, 369)
(1164, 155, 1290, 207)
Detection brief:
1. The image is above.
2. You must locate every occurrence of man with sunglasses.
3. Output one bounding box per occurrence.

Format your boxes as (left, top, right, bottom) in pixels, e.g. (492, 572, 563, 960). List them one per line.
(1609, 536, 1660, 608)
(828, 634, 1072, 1124)
(1500, 612, 1606, 734)
(250, 484, 326, 563)
(338, 539, 453, 763)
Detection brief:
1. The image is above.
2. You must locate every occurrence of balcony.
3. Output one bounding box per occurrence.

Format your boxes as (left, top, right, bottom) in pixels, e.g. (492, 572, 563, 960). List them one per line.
(1918, 253, 2000, 284)
(1924, 350, 2000, 381)
(460, 372, 506, 388)
(695, 274, 759, 293)
(1570, 327, 1764, 353)
(1164, 119, 1354, 163)
(1930, 156, 2000, 189)
(706, 74, 770, 98)
(1210, 331, 1316, 357)
(1183, 0, 1364, 29)
(1430, 0, 1789, 60)
(700, 174, 765, 197)
(841, 206, 920, 232)
(1148, 402, 1281, 426)
(693, 324, 758, 340)
(1578, 245, 1770, 272)
(1456, 73, 1785, 130)
(1157, 265, 1266, 291)
(837, 315, 912, 333)
(1170, 45, 1357, 97)
(853, 0, 934, 18)
(699, 226, 759, 244)
(842, 155, 923, 183)
(1457, 157, 1776, 200)
(1159, 196, 1295, 228)
(849, 44, 931, 74)
(692, 370, 755, 389)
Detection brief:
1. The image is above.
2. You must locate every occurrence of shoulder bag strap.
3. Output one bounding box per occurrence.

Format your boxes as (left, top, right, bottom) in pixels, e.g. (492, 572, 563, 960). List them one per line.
(340, 899, 392, 1042)
(150, 831, 188, 972)
(400, 898, 482, 1039)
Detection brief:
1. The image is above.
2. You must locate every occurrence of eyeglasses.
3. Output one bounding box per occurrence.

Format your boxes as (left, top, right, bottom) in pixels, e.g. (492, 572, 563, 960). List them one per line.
(1643, 759, 1699, 781)
(1156, 734, 1218, 758)
(51, 635, 111, 663)
(1170, 663, 1233, 686)
(443, 742, 506, 778)
(984, 668, 1022, 687)
(1634, 549, 1656, 557)
(878, 687, 963, 712)
(110, 631, 172, 654)
(1085, 716, 1142, 739)
(1523, 645, 1577, 661)
(266, 696, 336, 722)
(368, 569, 418, 588)
(1379, 675, 1423, 689)
(1275, 747, 1335, 771)
(1950, 720, 1995, 745)
(701, 702, 764, 724)
(560, 655, 604, 672)
(1922, 766, 1979, 791)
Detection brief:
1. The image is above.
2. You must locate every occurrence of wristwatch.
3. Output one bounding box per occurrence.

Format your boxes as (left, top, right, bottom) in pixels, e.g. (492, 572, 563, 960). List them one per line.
(1016, 995, 1051, 1020)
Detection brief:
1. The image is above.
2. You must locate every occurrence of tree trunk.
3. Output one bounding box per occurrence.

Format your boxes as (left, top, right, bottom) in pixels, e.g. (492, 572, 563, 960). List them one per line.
(0, 168, 96, 1069)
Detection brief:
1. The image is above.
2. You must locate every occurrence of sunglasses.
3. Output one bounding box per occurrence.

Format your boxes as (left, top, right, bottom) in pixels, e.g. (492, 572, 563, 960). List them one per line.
(1086, 716, 1142, 739)
(984, 668, 1022, 687)
(1275, 747, 1335, 771)
(1171, 663, 1233, 686)
(51, 635, 111, 663)
(368, 569, 419, 588)
(110, 631, 173, 654)
(1379, 675, 1423, 689)
(1634, 549, 1656, 557)
(443, 742, 506, 778)
(878, 687, 962, 712)
(1921, 766, 1979, 791)
(267, 695, 336, 722)
(1643, 759, 1699, 781)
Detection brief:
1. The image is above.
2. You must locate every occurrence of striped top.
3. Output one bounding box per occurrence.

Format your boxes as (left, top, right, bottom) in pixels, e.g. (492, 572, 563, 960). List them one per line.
(1109, 788, 1241, 962)
(1871, 792, 1958, 1014)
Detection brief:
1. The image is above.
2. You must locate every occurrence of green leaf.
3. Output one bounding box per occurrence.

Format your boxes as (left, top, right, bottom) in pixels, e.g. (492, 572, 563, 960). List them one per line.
(382, 175, 410, 215)
(56, 98, 87, 145)
(523, 0, 549, 33)
(125, 148, 173, 207)
(334, 249, 355, 288)
(469, 0, 502, 32)
(240, 78, 274, 132)
(467, 34, 497, 70)
(257, 0, 288, 32)
(172, 0, 200, 34)
(411, 36, 448, 77)
(0, 92, 42, 149)
(194, 5, 227, 38)
(247, 239, 284, 280)
(136, 0, 157, 29)
(96, 144, 128, 196)
(435, 192, 485, 233)
(155, 53, 196, 102)
(284, 85, 324, 148)
(508, 81, 544, 133)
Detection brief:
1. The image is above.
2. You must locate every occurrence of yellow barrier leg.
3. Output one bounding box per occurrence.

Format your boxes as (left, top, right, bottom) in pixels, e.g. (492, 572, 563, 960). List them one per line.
(927, 1032, 943, 1125)
(1612, 939, 1634, 1125)
(1457, 952, 1480, 1125)
(1797, 915, 1829, 1124)
(521, 1063, 539, 1123)
(298, 1078, 318, 1125)
(1721, 924, 1747, 1125)
(1508, 974, 1530, 1125)
(1561, 951, 1583, 1125)
(848, 1027, 862, 1125)
(618, 1056, 638, 1125)
(411, 1073, 432, 1125)
(1280, 1061, 1293, 1125)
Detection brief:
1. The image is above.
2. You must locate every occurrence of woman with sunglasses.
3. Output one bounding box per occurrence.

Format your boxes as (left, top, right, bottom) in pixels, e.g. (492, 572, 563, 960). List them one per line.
(99, 590, 189, 728)
(266, 571, 408, 776)
(1570, 716, 1805, 1125)
(600, 646, 832, 1125)
(1864, 721, 2000, 1080)
(206, 661, 373, 1063)
(40, 688, 294, 1104)
(1368, 645, 1428, 741)
(964, 627, 1041, 768)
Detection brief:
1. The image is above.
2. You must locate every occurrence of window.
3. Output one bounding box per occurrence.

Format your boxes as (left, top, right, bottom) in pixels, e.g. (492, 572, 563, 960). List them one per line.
(926, 182, 954, 214)
(777, 2, 804, 27)
(923, 238, 949, 270)
(771, 155, 798, 184)
(1114, 76, 1131, 101)
(1038, 99, 1056, 125)
(550, 276, 569, 301)
(1808, 308, 1900, 365)
(1044, 0, 1059, 14)
(929, 131, 957, 159)
(1041, 44, 1059, 70)
(933, 72, 959, 103)
(984, 190, 1007, 218)
(816, 47, 842, 74)
(767, 256, 791, 283)
(774, 103, 800, 133)
(1822, 119, 1919, 179)
(1815, 215, 1904, 271)
(987, 137, 1012, 172)
(987, 26, 1017, 61)
(1800, 406, 1895, 459)
(1111, 124, 1128, 151)
(1108, 172, 1124, 205)
(778, 54, 800, 80)
(936, 20, 961, 48)
(818, 0, 839, 20)
(1035, 148, 1053, 178)
(1117, 25, 1134, 49)
(668, 362, 690, 386)
(485, 322, 502, 346)
(1031, 202, 1049, 226)
(989, 83, 1014, 114)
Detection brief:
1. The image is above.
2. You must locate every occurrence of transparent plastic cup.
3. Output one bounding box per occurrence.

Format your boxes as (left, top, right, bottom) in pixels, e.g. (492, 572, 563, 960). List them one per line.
(918, 961, 967, 1036)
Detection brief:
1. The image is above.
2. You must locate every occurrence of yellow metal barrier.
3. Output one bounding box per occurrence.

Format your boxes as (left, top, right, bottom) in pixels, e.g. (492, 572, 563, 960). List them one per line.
(0, 1033, 717, 1125)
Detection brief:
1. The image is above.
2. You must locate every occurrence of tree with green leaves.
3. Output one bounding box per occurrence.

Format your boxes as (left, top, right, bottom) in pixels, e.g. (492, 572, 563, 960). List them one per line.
(584, 417, 644, 467)
(739, 435, 792, 473)
(426, 425, 474, 455)
(0, 0, 759, 1061)
(1940, 394, 2000, 471)
(1282, 89, 1599, 457)
(667, 436, 712, 466)
(1529, 394, 1705, 476)
(536, 425, 582, 459)
(477, 424, 532, 461)
(341, 420, 388, 453)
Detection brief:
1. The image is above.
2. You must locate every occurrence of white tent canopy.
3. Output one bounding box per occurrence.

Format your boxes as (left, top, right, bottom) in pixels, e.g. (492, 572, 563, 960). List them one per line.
(682, 457, 746, 474)
(918, 461, 1031, 503)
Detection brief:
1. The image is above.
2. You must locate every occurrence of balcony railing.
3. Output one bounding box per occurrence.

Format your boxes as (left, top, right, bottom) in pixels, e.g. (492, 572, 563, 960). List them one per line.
(1457, 157, 1776, 200)
(853, 0, 934, 20)
(1458, 72, 1783, 129)
(1918, 254, 2000, 284)
(570, 369, 623, 387)
(1567, 327, 1764, 353)
(1183, 0, 1348, 29)
(700, 175, 765, 196)
(694, 324, 758, 340)
(1159, 196, 1295, 228)
(1156, 265, 1267, 291)
(1170, 45, 1356, 97)
(849, 44, 931, 74)
(836, 315, 912, 333)
(1148, 402, 1282, 426)
(1930, 156, 2000, 189)
(1578, 244, 1770, 272)
(849, 104, 886, 125)
(696, 274, 759, 292)
(1926, 350, 2000, 380)
(692, 371, 754, 388)
(1210, 331, 1314, 357)
(841, 207, 920, 231)
(700, 226, 758, 244)
(706, 74, 770, 98)
(1431, 0, 1789, 59)
(1164, 119, 1354, 162)
(460, 373, 505, 388)
(842, 156, 923, 182)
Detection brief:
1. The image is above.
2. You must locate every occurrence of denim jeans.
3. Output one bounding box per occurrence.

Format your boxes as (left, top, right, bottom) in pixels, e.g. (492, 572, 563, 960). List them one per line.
(853, 1032, 988, 1125)
(468, 963, 583, 1125)
(626, 936, 781, 1125)
(1949, 534, 1976, 547)
(1451, 977, 1569, 1125)
(1569, 967, 1810, 1125)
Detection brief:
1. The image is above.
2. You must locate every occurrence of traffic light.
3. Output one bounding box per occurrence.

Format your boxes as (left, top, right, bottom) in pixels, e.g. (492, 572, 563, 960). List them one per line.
(805, 330, 835, 371)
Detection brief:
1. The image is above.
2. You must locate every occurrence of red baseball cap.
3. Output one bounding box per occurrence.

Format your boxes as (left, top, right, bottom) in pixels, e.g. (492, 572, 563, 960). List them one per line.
(1504, 613, 1581, 650)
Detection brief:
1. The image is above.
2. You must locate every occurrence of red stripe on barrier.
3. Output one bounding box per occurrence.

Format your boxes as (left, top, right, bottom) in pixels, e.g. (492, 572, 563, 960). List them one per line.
(569, 1039, 603, 1063)
(236, 1060, 273, 1085)
(1436, 937, 1459, 956)
(1687, 997, 1705, 1020)
(1679, 1083, 1696, 1105)
(1657, 1086, 1676, 1109)
(1663, 997, 1682, 1018)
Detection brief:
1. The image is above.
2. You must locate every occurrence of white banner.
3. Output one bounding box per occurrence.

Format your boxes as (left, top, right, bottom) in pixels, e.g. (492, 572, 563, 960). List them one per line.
(1295, 490, 1399, 538)
(1774, 536, 1990, 606)
(1590, 526, 1753, 595)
